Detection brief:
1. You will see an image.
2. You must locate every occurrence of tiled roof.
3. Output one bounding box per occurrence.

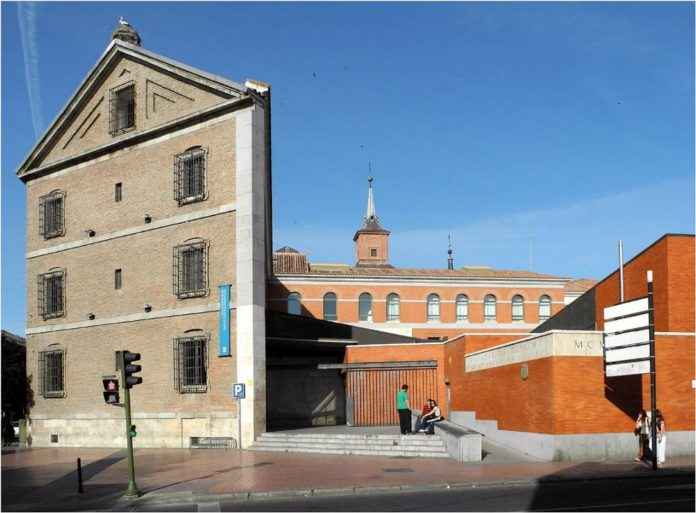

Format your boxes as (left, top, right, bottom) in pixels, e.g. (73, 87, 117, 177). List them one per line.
(294, 264, 569, 281)
(565, 278, 597, 292)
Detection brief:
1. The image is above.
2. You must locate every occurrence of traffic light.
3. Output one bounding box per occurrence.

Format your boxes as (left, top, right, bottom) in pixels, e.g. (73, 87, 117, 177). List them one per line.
(123, 351, 142, 389)
(102, 378, 120, 404)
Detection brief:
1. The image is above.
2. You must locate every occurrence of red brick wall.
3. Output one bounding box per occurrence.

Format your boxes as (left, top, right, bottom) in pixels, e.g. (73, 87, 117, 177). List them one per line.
(345, 344, 448, 416)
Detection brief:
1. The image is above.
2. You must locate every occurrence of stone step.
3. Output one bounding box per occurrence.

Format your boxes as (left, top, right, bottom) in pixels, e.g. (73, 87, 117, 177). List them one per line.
(257, 435, 445, 448)
(261, 432, 425, 440)
(253, 440, 447, 452)
(249, 445, 450, 458)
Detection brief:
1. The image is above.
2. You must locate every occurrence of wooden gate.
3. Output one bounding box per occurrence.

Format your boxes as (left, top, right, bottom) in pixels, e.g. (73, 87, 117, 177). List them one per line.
(346, 366, 438, 426)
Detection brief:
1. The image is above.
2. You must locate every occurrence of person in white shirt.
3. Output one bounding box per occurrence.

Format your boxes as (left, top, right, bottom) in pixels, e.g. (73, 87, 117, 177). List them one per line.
(420, 400, 443, 435)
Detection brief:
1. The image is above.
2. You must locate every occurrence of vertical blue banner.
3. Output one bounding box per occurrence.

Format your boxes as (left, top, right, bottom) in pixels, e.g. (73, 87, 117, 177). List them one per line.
(218, 284, 231, 357)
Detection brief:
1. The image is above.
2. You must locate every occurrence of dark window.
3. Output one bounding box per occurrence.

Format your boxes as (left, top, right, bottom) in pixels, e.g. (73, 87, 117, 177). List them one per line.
(37, 270, 65, 320)
(323, 292, 337, 321)
(174, 147, 207, 205)
(174, 335, 208, 393)
(115, 183, 122, 202)
(359, 293, 373, 321)
(115, 269, 122, 290)
(39, 191, 65, 239)
(39, 349, 65, 398)
(370, 248, 377, 257)
(109, 83, 135, 135)
(173, 241, 208, 298)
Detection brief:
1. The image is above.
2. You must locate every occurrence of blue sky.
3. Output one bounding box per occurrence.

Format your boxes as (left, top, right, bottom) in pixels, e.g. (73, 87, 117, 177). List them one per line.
(2, 2, 694, 335)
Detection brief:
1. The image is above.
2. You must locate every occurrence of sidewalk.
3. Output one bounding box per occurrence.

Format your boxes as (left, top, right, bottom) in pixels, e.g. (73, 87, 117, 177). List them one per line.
(2, 447, 693, 511)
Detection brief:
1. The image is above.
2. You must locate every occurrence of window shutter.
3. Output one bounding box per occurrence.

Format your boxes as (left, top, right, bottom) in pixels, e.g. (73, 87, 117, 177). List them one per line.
(174, 154, 183, 204)
(38, 351, 46, 397)
(55, 197, 64, 236)
(38, 196, 46, 237)
(173, 338, 181, 393)
(37, 274, 45, 319)
(172, 246, 180, 297)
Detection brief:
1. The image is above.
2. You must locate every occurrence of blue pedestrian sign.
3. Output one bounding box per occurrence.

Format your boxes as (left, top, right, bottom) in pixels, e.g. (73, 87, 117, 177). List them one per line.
(232, 383, 246, 399)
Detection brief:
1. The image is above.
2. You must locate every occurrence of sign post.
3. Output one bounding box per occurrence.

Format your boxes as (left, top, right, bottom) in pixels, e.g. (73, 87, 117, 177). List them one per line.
(602, 270, 657, 470)
(232, 383, 246, 448)
(647, 271, 657, 471)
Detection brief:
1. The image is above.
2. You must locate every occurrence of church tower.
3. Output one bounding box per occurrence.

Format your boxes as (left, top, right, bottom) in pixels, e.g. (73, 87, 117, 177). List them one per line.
(353, 177, 392, 267)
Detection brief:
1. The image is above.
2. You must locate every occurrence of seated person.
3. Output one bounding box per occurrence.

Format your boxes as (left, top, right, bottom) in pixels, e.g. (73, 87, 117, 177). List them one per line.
(422, 400, 443, 435)
(416, 399, 437, 432)
(415, 399, 433, 430)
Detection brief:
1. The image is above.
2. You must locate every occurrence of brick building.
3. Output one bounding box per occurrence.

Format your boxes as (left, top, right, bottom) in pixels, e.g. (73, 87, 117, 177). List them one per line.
(342, 234, 694, 460)
(269, 178, 594, 340)
(18, 21, 270, 448)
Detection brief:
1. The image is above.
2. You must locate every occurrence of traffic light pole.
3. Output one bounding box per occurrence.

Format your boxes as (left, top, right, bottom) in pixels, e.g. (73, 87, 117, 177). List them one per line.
(120, 352, 140, 497)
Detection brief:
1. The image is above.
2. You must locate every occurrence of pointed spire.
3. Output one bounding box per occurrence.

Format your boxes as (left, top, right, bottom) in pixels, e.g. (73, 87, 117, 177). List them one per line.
(366, 175, 376, 221)
(447, 233, 455, 270)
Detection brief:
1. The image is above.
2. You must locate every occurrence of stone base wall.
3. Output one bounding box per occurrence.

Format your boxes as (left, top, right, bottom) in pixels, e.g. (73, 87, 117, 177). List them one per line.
(27, 413, 238, 448)
(452, 410, 695, 462)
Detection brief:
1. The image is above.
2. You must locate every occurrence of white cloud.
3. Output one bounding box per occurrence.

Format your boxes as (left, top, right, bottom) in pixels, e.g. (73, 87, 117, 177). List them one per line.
(17, 2, 44, 139)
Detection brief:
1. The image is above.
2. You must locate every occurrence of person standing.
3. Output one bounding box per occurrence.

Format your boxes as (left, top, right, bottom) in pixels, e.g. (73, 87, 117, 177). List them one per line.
(655, 409, 666, 466)
(634, 409, 649, 462)
(396, 384, 411, 435)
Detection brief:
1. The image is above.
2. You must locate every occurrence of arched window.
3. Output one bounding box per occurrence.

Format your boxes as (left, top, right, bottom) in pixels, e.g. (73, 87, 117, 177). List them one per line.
(512, 295, 524, 322)
(427, 294, 440, 321)
(323, 292, 337, 321)
(287, 292, 301, 315)
(456, 294, 469, 321)
(359, 293, 373, 321)
(484, 294, 497, 322)
(386, 293, 400, 321)
(539, 295, 552, 321)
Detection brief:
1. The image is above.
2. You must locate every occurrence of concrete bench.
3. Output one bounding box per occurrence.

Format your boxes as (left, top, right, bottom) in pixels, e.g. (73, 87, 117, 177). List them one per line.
(411, 410, 482, 462)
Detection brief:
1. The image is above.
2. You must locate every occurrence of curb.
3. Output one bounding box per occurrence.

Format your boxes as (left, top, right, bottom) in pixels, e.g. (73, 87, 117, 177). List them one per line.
(127, 466, 694, 507)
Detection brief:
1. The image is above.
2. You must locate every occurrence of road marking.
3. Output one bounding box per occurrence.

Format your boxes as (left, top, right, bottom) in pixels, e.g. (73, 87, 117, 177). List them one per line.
(197, 501, 221, 512)
(540, 497, 692, 511)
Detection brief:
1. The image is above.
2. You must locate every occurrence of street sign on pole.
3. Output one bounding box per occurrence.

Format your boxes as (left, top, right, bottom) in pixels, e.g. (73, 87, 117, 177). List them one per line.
(603, 295, 651, 378)
(232, 383, 245, 449)
(602, 270, 658, 471)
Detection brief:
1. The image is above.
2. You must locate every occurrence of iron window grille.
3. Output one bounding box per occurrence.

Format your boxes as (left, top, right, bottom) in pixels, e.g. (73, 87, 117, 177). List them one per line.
(386, 293, 400, 321)
(427, 294, 440, 321)
(484, 295, 497, 321)
(173, 335, 209, 393)
(109, 83, 136, 135)
(38, 191, 65, 239)
(37, 269, 65, 320)
(539, 295, 552, 321)
(359, 293, 373, 321)
(323, 293, 337, 321)
(456, 294, 469, 321)
(512, 295, 525, 322)
(174, 147, 208, 206)
(38, 349, 65, 398)
(173, 240, 209, 299)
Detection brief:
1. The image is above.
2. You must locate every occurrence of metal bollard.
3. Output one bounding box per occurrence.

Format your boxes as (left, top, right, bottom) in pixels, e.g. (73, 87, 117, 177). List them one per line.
(77, 457, 84, 494)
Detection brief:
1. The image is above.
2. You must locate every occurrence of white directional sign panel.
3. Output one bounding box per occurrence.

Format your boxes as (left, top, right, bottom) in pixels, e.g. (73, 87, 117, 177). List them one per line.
(603, 297, 648, 321)
(603, 295, 652, 377)
(604, 313, 650, 335)
(605, 344, 651, 363)
(604, 328, 650, 349)
(605, 360, 651, 377)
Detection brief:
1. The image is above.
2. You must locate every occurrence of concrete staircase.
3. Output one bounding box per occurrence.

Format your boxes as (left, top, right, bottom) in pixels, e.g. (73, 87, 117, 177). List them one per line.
(250, 431, 451, 459)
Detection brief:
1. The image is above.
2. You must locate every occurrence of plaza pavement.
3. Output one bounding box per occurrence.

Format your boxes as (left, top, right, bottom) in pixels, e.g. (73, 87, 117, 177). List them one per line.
(1, 446, 693, 511)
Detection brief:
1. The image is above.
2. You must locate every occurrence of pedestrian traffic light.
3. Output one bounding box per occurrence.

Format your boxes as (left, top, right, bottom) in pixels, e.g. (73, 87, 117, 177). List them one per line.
(102, 377, 120, 404)
(123, 351, 142, 389)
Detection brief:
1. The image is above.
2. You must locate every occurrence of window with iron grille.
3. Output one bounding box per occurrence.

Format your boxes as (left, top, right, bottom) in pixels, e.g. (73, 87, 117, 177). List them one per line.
(174, 147, 208, 206)
(173, 335, 208, 393)
(39, 191, 65, 239)
(37, 269, 65, 320)
(38, 349, 65, 398)
(115, 183, 123, 202)
(115, 269, 122, 290)
(512, 295, 525, 322)
(109, 83, 135, 135)
(173, 241, 208, 298)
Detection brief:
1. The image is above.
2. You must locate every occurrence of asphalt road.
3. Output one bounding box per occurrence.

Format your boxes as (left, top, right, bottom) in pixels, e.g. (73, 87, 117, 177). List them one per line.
(128, 475, 695, 512)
